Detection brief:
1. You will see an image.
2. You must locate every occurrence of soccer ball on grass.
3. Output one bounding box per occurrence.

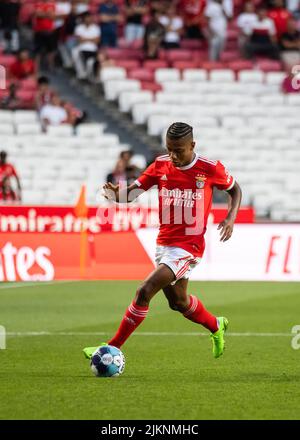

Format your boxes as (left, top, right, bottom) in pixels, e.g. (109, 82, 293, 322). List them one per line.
(90, 345, 125, 377)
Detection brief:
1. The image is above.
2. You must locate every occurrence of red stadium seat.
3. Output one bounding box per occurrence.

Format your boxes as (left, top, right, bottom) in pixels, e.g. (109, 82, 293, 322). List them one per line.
(0, 55, 17, 69)
(172, 61, 200, 70)
(115, 59, 141, 70)
(128, 68, 154, 82)
(220, 51, 240, 63)
(181, 39, 203, 50)
(143, 60, 169, 70)
(166, 49, 194, 62)
(228, 60, 254, 72)
(256, 59, 283, 72)
(202, 61, 227, 71)
(19, 78, 38, 91)
(140, 81, 162, 92)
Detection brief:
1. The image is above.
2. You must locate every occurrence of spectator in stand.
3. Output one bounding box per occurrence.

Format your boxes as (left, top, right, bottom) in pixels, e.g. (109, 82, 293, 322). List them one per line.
(282, 67, 300, 92)
(62, 100, 87, 126)
(237, 2, 258, 56)
(40, 93, 68, 129)
(106, 159, 127, 186)
(99, 0, 122, 48)
(244, 7, 280, 59)
(0, 0, 20, 53)
(35, 76, 55, 111)
(10, 49, 36, 80)
(205, 0, 228, 61)
(119, 150, 134, 167)
(280, 18, 300, 68)
(33, 0, 57, 70)
(1, 83, 22, 110)
(0, 151, 21, 203)
(179, 0, 206, 40)
(268, 0, 292, 38)
(59, 1, 86, 68)
(143, 10, 165, 59)
(72, 12, 101, 80)
(124, 0, 149, 43)
(159, 6, 184, 49)
(54, 0, 72, 42)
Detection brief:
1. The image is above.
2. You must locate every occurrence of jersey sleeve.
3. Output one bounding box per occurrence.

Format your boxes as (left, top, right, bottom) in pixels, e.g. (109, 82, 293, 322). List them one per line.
(212, 161, 235, 191)
(134, 161, 157, 191)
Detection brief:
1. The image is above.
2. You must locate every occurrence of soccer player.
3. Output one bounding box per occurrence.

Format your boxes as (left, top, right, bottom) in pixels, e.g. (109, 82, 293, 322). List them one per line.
(84, 122, 242, 359)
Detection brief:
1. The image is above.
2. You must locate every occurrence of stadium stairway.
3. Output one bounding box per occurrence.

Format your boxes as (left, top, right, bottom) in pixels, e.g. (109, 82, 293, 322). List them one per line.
(44, 68, 161, 161)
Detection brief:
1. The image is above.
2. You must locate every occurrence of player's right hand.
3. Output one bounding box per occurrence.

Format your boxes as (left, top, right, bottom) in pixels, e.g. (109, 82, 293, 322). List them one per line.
(102, 182, 119, 201)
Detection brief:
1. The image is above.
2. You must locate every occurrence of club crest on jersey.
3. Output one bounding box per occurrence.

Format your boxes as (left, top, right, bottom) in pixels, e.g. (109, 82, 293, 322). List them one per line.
(195, 174, 206, 189)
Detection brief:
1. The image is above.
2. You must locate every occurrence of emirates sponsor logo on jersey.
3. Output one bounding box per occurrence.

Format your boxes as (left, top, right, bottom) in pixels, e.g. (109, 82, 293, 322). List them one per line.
(161, 187, 202, 207)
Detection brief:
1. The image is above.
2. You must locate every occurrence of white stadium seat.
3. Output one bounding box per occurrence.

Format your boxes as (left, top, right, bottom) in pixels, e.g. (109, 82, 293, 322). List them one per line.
(76, 123, 105, 137)
(155, 68, 181, 83)
(119, 90, 153, 112)
(103, 79, 140, 100)
(182, 69, 208, 82)
(238, 70, 264, 83)
(47, 124, 74, 137)
(100, 66, 126, 82)
(210, 69, 235, 82)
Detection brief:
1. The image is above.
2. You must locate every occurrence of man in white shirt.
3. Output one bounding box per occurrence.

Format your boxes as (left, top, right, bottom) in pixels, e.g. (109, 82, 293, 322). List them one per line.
(244, 7, 280, 59)
(237, 2, 258, 55)
(159, 6, 184, 49)
(40, 94, 68, 129)
(205, 0, 228, 60)
(72, 12, 101, 79)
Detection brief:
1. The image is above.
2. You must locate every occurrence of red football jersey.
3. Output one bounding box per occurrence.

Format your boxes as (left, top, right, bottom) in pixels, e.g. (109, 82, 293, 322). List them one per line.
(135, 154, 235, 257)
(0, 164, 18, 185)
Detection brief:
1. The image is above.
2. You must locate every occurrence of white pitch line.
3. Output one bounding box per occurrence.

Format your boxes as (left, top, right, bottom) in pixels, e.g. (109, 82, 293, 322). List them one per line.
(5, 331, 292, 337)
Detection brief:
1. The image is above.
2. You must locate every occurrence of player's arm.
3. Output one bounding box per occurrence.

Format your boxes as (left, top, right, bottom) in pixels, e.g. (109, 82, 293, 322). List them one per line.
(103, 160, 158, 203)
(218, 181, 242, 242)
(103, 182, 142, 203)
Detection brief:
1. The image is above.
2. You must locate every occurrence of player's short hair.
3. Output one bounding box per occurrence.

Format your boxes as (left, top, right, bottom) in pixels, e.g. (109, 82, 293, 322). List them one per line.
(166, 122, 193, 141)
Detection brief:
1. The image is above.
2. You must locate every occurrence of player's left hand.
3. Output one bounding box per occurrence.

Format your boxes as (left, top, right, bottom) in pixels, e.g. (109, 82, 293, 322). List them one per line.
(217, 218, 234, 242)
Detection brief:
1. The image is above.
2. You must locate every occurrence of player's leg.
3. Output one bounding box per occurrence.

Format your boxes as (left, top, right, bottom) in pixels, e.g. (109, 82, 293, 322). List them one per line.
(107, 264, 175, 348)
(163, 280, 228, 358)
(163, 279, 219, 332)
(83, 264, 175, 358)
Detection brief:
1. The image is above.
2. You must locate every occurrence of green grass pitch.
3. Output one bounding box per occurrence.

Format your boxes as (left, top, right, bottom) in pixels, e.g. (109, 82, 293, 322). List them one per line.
(0, 280, 300, 420)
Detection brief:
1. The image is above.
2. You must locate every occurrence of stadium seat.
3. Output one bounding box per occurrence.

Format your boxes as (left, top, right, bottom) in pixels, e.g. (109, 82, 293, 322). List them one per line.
(128, 68, 154, 82)
(100, 67, 126, 82)
(182, 69, 208, 82)
(119, 90, 153, 112)
(209, 69, 235, 82)
(14, 110, 38, 123)
(103, 79, 140, 100)
(143, 60, 169, 70)
(238, 70, 264, 83)
(76, 123, 105, 137)
(155, 68, 181, 83)
(265, 72, 286, 85)
(0, 124, 14, 135)
(47, 125, 74, 137)
(16, 123, 41, 135)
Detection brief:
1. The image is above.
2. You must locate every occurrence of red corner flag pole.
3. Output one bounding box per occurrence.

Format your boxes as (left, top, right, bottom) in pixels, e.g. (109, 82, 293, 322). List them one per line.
(74, 185, 89, 279)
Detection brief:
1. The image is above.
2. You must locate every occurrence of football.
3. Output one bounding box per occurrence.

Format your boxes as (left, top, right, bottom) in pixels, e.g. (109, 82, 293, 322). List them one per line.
(90, 345, 125, 377)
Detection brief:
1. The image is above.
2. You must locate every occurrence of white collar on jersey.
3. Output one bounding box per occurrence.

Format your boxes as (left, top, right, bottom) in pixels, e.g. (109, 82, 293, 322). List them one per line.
(175, 153, 198, 171)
